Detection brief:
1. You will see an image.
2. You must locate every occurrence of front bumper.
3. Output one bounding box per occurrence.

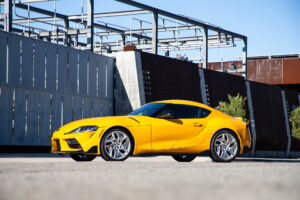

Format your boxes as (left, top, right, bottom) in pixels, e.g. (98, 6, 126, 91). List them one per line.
(51, 129, 103, 155)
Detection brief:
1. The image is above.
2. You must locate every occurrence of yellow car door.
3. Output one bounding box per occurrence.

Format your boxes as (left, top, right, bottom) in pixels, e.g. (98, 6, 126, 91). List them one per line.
(151, 104, 210, 152)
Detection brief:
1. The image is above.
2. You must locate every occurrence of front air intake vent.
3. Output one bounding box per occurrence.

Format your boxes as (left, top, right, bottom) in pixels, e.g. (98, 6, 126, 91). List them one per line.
(66, 139, 82, 149)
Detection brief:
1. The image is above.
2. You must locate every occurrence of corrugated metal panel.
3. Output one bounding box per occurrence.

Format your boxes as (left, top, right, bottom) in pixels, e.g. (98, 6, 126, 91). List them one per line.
(0, 31, 8, 84)
(79, 51, 88, 96)
(83, 97, 93, 118)
(283, 58, 300, 84)
(27, 90, 39, 145)
(21, 37, 33, 88)
(203, 69, 247, 109)
(14, 88, 26, 145)
(68, 49, 78, 95)
(106, 58, 114, 100)
(46, 44, 57, 92)
(93, 99, 103, 117)
(88, 53, 97, 97)
(140, 52, 201, 103)
(57, 46, 67, 93)
(0, 31, 115, 146)
(34, 40, 45, 90)
(98, 55, 106, 98)
(51, 94, 62, 133)
(0, 86, 13, 145)
(9, 34, 21, 87)
(250, 81, 287, 151)
(63, 95, 72, 125)
(73, 96, 82, 121)
(102, 100, 113, 116)
(39, 92, 50, 145)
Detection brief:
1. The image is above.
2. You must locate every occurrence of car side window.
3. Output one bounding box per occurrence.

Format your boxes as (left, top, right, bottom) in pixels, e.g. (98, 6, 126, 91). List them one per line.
(156, 104, 211, 119)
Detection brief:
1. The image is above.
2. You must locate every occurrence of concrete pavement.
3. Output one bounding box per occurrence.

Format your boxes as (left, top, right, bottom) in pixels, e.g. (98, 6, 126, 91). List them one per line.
(0, 155, 299, 200)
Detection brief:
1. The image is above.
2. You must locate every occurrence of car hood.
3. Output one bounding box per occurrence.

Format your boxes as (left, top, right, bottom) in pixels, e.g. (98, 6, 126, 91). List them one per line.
(53, 115, 150, 136)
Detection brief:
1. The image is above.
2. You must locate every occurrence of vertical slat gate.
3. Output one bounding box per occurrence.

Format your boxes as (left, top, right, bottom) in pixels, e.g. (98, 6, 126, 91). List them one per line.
(0, 30, 114, 147)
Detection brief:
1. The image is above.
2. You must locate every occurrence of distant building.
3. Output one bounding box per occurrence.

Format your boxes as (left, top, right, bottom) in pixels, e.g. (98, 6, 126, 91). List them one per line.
(202, 54, 300, 93)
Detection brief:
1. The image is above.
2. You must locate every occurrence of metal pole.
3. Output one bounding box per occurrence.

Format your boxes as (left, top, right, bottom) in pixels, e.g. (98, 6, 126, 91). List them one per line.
(281, 90, 291, 157)
(245, 81, 257, 157)
(152, 9, 158, 54)
(4, 0, 12, 32)
(242, 37, 248, 79)
(87, 0, 94, 52)
(202, 26, 208, 69)
(64, 19, 70, 46)
(121, 34, 126, 47)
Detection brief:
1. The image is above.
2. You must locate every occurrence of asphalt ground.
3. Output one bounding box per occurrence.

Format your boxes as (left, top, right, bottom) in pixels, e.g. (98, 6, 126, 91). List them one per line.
(0, 154, 300, 200)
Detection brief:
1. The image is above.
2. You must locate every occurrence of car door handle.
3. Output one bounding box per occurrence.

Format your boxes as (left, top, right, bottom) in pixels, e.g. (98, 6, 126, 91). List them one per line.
(193, 123, 203, 127)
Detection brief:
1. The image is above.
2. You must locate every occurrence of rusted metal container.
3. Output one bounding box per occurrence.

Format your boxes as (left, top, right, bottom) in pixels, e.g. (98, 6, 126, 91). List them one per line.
(204, 56, 300, 85)
(283, 58, 300, 84)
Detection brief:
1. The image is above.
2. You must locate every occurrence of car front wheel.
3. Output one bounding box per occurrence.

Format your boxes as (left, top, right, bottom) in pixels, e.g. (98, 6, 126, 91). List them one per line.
(172, 155, 196, 162)
(70, 154, 96, 162)
(210, 130, 239, 162)
(100, 128, 133, 161)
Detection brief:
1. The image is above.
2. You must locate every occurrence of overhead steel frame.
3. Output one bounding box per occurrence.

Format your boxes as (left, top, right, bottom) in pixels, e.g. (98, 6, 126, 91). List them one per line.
(0, 0, 248, 77)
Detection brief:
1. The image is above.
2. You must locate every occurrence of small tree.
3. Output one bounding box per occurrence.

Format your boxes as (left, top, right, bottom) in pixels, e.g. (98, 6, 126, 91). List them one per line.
(290, 106, 300, 141)
(216, 93, 248, 123)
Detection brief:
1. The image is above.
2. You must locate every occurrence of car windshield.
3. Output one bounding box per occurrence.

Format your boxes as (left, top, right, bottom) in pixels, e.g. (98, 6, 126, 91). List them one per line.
(128, 103, 167, 117)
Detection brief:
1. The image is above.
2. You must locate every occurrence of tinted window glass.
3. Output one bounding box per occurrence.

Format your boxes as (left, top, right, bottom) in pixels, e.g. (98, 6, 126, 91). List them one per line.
(128, 103, 167, 117)
(201, 108, 211, 118)
(156, 104, 210, 119)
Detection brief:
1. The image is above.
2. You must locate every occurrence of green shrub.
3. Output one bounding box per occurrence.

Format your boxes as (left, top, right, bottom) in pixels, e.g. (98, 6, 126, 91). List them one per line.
(290, 106, 300, 141)
(216, 93, 248, 123)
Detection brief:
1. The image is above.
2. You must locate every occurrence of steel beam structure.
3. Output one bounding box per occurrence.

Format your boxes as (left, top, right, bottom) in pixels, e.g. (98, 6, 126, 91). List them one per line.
(115, 0, 246, 39)
(202, 27, 208, 69)
(4, 0, 12, 32)
(1, 0, 247, 74)
(152, 9, 158, 54)
(242, 37, 248, 78)
(87, 0, 94, 52)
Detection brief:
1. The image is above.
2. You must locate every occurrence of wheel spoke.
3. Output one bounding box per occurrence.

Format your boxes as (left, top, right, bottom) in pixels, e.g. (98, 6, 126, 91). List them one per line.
(214, 132, 238, 161)
(104, 131, 131, 160)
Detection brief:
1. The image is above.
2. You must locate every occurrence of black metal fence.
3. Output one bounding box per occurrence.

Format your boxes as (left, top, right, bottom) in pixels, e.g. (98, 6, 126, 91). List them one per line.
(139, 52, 300, 157)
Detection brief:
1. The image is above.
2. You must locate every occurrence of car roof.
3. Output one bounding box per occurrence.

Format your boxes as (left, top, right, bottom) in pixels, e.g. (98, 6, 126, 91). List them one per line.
(151, 99, 214, 111)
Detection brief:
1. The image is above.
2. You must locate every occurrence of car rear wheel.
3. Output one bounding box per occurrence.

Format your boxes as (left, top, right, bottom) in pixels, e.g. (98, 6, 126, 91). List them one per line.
(172, 155, 196, 162)
(70, 154, 96, 162)
(100, 128, 133, 161)
(210, 130, 239, 162)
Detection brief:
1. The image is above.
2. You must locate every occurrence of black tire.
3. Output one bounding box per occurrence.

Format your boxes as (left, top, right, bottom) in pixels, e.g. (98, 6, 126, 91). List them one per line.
(70, 154, 96, 162)
(210, 130, 240, 162)
(172, 155, 197, 162)
(100, 128, 133, 161)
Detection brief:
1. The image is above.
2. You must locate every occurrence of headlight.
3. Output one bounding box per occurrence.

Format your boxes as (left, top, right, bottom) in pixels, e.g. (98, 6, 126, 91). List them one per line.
(65, 126, 98, 135)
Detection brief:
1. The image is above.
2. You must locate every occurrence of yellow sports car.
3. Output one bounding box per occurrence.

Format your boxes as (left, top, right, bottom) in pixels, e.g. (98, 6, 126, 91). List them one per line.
(51, 100, 251, 162)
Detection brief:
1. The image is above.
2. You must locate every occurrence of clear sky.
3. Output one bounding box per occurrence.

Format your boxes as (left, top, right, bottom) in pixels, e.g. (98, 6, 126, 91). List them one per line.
(5, 0, 300, 61)
(130, 0, 300, 57)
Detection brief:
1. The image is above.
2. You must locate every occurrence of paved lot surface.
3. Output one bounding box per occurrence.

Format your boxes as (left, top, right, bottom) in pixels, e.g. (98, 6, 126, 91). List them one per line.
(0, 154, 300, 200)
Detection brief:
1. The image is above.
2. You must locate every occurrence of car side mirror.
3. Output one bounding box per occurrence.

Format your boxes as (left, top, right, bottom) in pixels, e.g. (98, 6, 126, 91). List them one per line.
(159, 112, 173, 119)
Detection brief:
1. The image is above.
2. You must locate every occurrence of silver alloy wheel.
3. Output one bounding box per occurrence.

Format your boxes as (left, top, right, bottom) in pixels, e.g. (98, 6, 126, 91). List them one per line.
(214, 132, 238, 161)
(104, 130, 131, 160)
